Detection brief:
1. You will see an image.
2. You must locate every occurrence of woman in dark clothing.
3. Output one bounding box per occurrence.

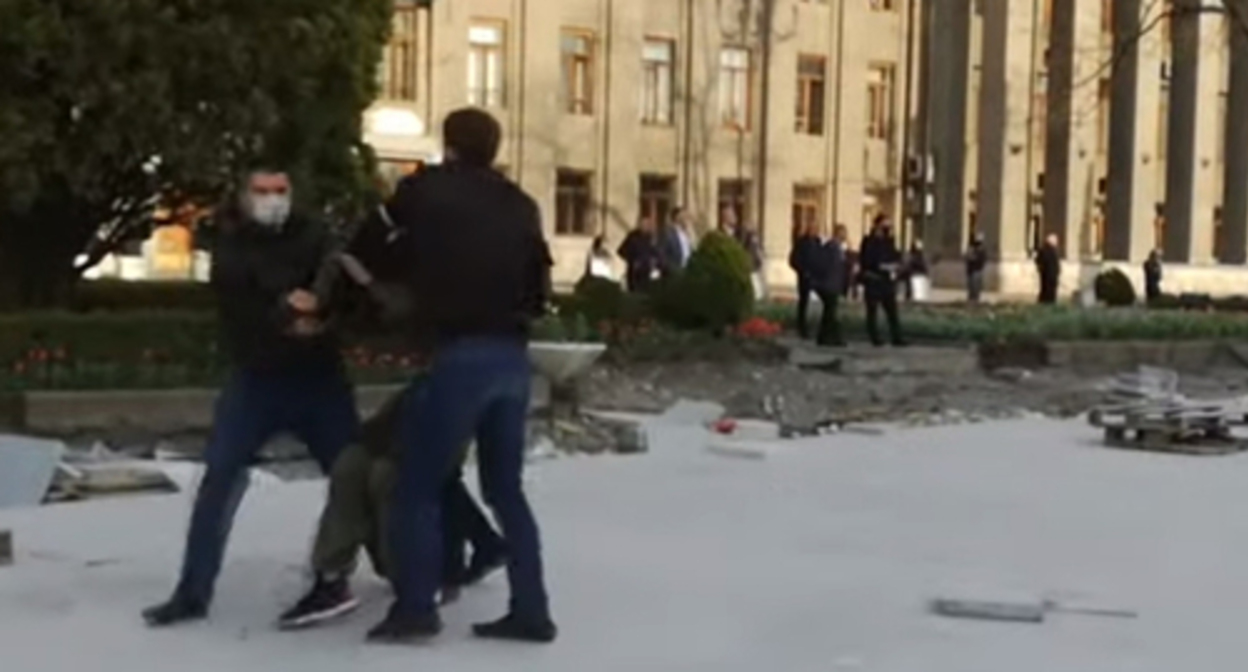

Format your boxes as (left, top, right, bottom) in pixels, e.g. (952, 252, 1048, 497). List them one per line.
(789, 221, 822, 339)
(617, 218, 661, 293)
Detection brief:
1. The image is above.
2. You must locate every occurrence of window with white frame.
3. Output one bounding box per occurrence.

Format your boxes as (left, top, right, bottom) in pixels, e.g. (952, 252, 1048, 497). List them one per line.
(468, 23, 505, 107)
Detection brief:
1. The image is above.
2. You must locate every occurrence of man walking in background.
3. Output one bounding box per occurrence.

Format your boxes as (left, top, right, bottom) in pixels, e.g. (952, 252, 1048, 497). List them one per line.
(810, 224, 849, 347)
(965, 231, 988, 303)
(355, 108, 557, 644)
(658, 207, 694, 278)
(143, 167, 359, 627)
(1035, 233, 1062, 305)
(858, 215, 906, 347)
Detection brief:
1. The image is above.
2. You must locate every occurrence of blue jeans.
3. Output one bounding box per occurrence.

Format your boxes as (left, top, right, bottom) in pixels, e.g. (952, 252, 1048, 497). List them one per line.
(389, 337, 548, 621)
(174, 366, 358, 606)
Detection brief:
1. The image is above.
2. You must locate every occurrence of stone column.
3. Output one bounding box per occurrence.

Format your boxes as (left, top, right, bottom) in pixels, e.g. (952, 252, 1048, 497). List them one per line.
(976, 0, 1035, 263)
(926, 0, 972, 258)
(1221, 0, 1248, 263)
(1044, 0, 1101, 261)
(1105, 0, 1164, 262)
(1162, 0, 1222, 263)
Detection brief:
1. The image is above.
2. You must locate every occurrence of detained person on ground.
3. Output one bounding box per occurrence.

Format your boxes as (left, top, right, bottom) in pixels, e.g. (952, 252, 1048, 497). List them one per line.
(276, 383, 507, 630)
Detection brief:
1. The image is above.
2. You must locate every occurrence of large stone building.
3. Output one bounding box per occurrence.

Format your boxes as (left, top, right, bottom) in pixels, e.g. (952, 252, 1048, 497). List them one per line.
(363, 0, 913, 286)
(364, 0, 1248, 295)
(923, 0, 1248, 297)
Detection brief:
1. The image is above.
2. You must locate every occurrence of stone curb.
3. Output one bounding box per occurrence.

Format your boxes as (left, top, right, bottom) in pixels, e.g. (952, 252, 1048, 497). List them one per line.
(3, 380, 551, 435)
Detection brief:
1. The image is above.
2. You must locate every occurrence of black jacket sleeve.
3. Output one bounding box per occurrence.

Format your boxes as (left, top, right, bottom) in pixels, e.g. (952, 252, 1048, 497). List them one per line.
(520, 196, 554, 317)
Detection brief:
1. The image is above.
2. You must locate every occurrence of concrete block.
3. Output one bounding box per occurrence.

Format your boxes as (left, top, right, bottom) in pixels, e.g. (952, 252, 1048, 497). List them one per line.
(0, 435, 64, 508)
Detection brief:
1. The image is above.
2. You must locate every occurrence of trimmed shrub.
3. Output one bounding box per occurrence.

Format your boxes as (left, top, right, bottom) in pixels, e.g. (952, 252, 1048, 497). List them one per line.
(654, 231, 754, 332)
(1094, 268, 1137, 307)
(70, 280, 217, 313)
(569, 275, 628, 325)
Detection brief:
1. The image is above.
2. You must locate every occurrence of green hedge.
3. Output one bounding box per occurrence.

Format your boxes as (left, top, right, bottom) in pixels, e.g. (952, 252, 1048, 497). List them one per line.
(0, 311, 421, 391)
(69, 280, 217, 313)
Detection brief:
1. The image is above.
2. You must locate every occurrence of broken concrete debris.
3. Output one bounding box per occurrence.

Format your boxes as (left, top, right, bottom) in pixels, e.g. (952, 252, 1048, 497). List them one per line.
(0, 434, 64, 509)
(527, 414, 648, 456)
(930, 598, 1047, 624)
(930, 597, 1139, 624)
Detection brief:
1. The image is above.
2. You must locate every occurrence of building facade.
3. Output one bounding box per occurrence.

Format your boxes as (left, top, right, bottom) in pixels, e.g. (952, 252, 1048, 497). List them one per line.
(364, 0, 1245, 296)
(922, 0, 1247, 296)
(362, 0, 913, 286)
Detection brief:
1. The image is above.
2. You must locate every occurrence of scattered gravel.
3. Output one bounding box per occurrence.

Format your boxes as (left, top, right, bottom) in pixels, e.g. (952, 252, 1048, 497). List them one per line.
(581, 359, 1248, 431)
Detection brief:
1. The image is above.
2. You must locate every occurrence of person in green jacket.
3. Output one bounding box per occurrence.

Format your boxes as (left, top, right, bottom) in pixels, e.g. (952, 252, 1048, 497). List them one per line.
(277, 384, 506, 630)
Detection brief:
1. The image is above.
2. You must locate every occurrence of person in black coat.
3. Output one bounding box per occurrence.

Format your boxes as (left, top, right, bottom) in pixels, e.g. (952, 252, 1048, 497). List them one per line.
(143, 168, 360, 628)
(1143, 250, 1163, 304)
(617, 218, 661, 293)
(1035, 233, 1062, 305)
(965, 232, 988, 303)
(789, 221, 822, 339)
(858, 215, 906, 347)
(809, 224, 849, 347)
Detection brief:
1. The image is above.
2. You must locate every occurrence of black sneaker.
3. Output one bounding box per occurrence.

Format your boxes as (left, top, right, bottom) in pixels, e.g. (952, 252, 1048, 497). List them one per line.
(472, 613, 558, 644)
(142, 597, 208, 628)
(462, 548, 507, 586)
(366, 607, 443, 644)
(278, 577, 359, 630)
(439, 584, 462, 606)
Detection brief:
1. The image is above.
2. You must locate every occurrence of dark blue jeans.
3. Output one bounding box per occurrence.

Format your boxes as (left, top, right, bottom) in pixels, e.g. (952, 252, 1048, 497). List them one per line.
(174, 366, 358, 606)
(389, 337, 548, 621)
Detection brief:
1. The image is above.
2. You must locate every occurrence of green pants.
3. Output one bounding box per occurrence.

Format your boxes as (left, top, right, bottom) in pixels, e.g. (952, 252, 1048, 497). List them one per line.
(307, 387, 498, 584)
(310, 441, 398, 578)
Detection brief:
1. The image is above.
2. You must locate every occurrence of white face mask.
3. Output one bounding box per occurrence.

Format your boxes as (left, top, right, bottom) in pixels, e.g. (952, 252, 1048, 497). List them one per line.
(247, 193, 292, 228)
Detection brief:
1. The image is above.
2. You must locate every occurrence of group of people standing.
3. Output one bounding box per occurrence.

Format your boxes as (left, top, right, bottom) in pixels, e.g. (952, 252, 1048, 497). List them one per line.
(597, 206, 766, 297)
(142, 108, 560, 645)
(789, 215, 910, 348)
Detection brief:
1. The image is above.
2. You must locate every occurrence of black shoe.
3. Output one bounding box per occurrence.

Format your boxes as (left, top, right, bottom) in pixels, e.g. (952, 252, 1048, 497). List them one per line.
(366, 608, 443, 644)
(816, 339, 848, 348)
(473, 613, 558, 644)
(439, 584, 462, 606)
(278, 576, 360, 630)
(462, 547, 507, 586)
(892, 339, 910, 348)
(871, 340, 886, 348)
(142, 596, 208, 628)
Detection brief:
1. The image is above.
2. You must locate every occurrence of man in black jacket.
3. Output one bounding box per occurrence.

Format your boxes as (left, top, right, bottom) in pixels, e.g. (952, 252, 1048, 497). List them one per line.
(143, 168, 359, 627)
(352, 108, 556, 644)
(965, 232, 988, 303)
(810, 224, 849, 347)
(858, 215, 907, 347)
(1035, 233, 1062, 305)
(789, 221, 821, 339)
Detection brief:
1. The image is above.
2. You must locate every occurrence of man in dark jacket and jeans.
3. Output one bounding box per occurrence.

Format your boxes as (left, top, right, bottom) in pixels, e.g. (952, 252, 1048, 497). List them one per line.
(353, 108, 556, 644)
(858, 215, 907, 347)
(143, 168, 360, 627)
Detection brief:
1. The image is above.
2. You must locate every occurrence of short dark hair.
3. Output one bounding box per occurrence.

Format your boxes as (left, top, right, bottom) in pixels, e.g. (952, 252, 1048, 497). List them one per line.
(443, 108, 501, 167)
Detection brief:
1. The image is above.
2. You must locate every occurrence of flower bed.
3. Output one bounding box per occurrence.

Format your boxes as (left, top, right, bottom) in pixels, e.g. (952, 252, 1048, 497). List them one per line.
(753, 301, 1248, 343)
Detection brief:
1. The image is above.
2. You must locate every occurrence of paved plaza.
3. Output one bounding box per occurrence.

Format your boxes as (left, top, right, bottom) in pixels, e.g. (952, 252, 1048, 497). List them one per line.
(1, 416, 1243, 671)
